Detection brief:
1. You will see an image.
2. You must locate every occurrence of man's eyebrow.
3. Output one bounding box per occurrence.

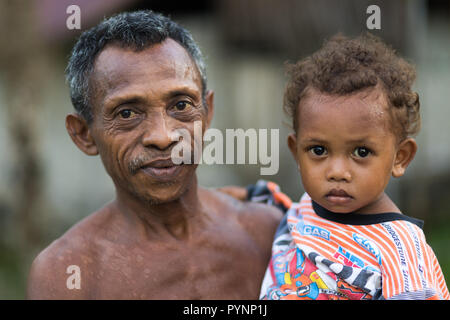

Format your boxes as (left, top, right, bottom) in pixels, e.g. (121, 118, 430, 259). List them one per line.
(103, 86, 201, 108)
(162, 86, 202, 100)
(103, 94, 145, 109)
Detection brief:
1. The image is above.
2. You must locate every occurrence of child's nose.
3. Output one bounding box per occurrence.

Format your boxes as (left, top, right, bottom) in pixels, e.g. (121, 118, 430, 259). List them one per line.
(326, 158, 352, 182)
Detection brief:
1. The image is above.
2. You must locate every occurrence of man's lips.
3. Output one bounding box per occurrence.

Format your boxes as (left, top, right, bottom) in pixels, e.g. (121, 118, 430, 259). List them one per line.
(144, 158, 177, 168)
(139, 158, 183, 179)
(325, 189, 353, 205)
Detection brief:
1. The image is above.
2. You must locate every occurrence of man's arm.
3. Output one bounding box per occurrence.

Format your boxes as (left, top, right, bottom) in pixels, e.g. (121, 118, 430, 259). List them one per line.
(239, 201, 283, 253)
(27, 241, 89, 300)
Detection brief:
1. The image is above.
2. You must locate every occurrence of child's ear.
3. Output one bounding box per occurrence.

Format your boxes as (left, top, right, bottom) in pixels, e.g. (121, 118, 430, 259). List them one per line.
(392, 138, 417, 178)
(65, 113, 99, 156)
(287, 133, 299, 166)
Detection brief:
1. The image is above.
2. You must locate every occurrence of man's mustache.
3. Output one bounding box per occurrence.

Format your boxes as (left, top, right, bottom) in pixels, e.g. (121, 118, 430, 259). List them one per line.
(128, 151, 196, 175)
(128, 153, 172, 175)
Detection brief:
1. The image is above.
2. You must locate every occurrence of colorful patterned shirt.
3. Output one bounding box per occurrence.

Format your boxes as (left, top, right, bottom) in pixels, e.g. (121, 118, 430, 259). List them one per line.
(248, 181, 450, 300)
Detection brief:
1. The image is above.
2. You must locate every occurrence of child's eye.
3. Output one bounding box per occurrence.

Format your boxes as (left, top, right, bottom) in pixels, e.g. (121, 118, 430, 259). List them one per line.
(309, 146, 327, 156)
(353, 147, 371, 158)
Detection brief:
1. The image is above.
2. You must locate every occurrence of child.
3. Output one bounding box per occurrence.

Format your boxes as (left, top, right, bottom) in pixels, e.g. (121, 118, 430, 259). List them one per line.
(248, 33, 449, 300)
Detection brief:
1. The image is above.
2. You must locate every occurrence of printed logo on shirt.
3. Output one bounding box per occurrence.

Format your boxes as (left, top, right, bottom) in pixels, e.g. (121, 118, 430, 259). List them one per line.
(382, 223, 411, 292)
(333, 246, 380, 274)
(296, 220, 330, 240)
(352, 233, 382, 266)
(334, 246, 365, 269)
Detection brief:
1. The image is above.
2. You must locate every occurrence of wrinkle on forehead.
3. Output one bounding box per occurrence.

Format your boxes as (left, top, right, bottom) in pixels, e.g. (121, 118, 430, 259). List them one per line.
(99, 41, 197, 82)
(89, 39, 202, 110)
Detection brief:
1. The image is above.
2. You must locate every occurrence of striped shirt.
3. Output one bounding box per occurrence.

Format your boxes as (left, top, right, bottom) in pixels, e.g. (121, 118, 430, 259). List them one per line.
(254, 184, 449, 300)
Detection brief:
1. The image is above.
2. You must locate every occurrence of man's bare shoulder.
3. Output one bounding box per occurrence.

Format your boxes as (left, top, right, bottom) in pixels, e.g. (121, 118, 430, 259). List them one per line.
(236, 195, 283, 250)
(27, 205, 115, 299)
(202, 188, 283, 248)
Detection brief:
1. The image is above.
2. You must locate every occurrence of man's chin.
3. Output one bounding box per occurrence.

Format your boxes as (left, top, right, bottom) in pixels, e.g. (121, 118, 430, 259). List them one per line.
(132, 180, 192, 206)
(116, 165, 197, 206)
(141, 193, 184, 206)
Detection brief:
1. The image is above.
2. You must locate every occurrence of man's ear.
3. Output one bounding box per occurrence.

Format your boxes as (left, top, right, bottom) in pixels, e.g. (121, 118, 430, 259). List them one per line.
(204, 90, 214, 130)
(287, 133, 299, 167)
(65, 113, 98, 156)
(392, 138, 417, 178)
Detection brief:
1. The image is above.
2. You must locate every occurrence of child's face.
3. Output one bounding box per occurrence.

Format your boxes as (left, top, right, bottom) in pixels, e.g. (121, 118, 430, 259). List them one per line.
(288, 87, 417, 214)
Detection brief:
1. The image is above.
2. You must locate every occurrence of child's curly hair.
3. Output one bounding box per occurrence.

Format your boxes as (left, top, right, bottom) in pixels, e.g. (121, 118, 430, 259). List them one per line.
(284, 33, 421, 140)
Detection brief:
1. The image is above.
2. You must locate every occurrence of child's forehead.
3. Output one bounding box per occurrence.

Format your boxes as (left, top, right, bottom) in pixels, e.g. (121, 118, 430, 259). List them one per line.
(301, 85, 387, 111)
(297, 86, 394, 138)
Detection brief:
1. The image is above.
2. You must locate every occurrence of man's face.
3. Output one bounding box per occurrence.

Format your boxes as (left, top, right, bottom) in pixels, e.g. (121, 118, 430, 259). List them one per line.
(87, 39, 210, 204)
(288, 87, 399, 214)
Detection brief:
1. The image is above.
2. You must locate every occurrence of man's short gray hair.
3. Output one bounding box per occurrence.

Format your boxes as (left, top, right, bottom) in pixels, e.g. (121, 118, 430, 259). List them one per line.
(65, 10, 207, 123)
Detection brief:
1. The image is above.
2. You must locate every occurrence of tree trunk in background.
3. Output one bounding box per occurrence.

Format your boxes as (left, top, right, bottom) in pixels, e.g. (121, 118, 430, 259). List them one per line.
(0, 0, 47, 252)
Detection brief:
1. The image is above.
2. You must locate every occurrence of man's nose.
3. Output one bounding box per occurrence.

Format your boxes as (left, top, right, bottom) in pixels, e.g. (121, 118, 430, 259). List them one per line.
(325, 157, 352, 182)
(141, 112, 176, 151)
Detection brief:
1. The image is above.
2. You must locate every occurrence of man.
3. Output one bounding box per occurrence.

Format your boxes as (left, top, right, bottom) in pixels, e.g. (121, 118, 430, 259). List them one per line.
(27, 10, 282, 299)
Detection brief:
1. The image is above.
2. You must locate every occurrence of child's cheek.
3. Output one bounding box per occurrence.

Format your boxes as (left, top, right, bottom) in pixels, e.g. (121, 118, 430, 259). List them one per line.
(355, 166, 389, 198)
(299, 162, 322, 193)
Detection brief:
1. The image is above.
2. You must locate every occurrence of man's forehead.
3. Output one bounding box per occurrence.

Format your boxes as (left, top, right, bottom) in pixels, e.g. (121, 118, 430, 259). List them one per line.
(91, 39, 201, 91)
(87, 39, 203, 111)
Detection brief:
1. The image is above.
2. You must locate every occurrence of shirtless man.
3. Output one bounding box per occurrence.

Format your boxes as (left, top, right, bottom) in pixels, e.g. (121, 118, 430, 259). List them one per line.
(26, 10, 282, 299)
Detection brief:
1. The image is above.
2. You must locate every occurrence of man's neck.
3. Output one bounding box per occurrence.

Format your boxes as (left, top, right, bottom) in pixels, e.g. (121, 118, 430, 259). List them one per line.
(113, 176, 206, 241)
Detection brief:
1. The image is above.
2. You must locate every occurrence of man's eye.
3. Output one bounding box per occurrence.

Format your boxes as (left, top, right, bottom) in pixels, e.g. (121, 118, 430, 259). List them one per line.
(174, 101, 191, 111)
(118, 109, 135, 119)
(310, 146, 327, 156)
(353, 147, 371, 158)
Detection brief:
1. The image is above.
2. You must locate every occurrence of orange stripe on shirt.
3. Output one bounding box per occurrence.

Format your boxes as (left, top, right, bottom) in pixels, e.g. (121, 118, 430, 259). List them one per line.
(391, 221, 421, 292)
(292, 193, 449, 299)
(290, 229, 338, 256)
(361, 224, 404, 297)
(420, 239, 435, 289)
(301, 215, 381, 267)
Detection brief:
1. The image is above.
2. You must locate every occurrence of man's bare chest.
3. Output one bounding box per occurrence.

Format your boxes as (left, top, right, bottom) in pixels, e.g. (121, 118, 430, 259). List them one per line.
(88, 232, 266, 299)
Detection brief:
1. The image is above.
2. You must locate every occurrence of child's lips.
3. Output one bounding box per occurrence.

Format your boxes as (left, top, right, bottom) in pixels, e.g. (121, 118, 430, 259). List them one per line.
(325, 189, 353, 205)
